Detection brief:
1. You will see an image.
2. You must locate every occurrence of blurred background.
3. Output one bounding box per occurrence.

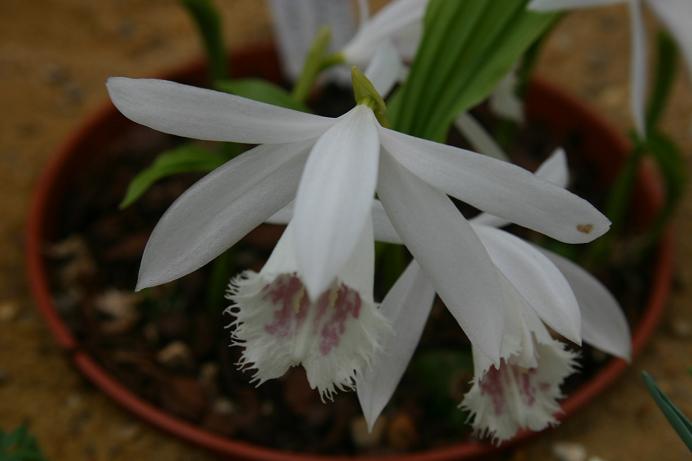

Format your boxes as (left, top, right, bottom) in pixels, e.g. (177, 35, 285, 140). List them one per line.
(0, 0, 690, 460)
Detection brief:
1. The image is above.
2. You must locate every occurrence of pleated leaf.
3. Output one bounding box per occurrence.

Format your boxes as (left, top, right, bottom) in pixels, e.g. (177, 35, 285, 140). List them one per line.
(181, 0, 228, 82)
(393, 0, 557, 141)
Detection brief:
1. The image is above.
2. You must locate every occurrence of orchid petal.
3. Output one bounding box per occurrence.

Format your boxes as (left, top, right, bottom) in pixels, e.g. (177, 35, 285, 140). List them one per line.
(472, 224, 582, 344)
(371, 200, 403, 244)
(106, 78, 333, 144)
(338, 216, 376, 299)
(629, 0, 647, 136)
(287, 148, 569, 244)
(267, 203, 294, 226)
(454, 113, 509, 161)
(472, 148, 570, 228)
(535, 147, 570, 188)
(137, 141, 311, 290)
(357, 261, 435, 430)
(365, 40, 405, 97)
(541, 249, 632, 361)
(293, 105, 380, 299)
(647, 0, 692, 77)
(528, 0, 625, 11)
(343, 0, 428, 65)
(377, 151, 505, 362)
(380, 128, 609, 243)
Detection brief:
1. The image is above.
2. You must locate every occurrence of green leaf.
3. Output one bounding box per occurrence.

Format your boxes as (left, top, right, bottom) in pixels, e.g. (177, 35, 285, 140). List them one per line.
(646, 131, 686, 210)
(605, 143, 645, 232)
(640, 131, 686, 245)
(180, 0, 228, 82)
(394, 0, 557, 141)
(642, 371, 692, 450)
(646, 31, 678, 133)
(120, 144, 228, 209)
(0, 425, 48, 461)
(216, 79, 310, 112)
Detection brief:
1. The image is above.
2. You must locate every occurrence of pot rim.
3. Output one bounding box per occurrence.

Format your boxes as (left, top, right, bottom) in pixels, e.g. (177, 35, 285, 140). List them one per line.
(25, 45, 674, 461)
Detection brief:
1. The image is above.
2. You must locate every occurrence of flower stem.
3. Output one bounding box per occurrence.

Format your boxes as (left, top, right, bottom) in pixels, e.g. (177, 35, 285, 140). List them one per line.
(585, 142, 644, 266)
(291, 27, 343, 103)
(181, 0, 228, 83)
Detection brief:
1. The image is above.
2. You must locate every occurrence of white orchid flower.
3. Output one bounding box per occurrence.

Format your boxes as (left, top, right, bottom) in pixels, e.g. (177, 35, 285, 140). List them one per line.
(227, 217, 391, 400)
(269, 149, 628, 435)
(107, 75, 609, 367)
(461, 277, 579, 444)
(324, 150, 629, 440)
(529, 0, 692, 136)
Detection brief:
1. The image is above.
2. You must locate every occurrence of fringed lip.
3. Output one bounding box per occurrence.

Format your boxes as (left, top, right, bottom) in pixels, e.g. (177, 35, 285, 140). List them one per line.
(226, 270, 390, 401)
(461, 338, 579, 445)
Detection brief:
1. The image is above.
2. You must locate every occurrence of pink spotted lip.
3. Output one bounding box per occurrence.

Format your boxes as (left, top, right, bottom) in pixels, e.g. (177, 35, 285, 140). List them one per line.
(262, 274, 363, 356)
(480, 362, 548, 416)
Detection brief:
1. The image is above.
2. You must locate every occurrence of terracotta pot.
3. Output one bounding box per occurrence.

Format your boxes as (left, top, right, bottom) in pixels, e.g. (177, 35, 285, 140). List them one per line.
(26, 45, 673, 460)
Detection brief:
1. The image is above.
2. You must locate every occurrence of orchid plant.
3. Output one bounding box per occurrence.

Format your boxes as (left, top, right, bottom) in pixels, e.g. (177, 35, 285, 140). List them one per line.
(109, 0, 687, 448)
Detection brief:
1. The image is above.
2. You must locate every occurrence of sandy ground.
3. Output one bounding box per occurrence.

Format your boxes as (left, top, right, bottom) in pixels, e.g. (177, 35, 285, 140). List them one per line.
(0, 1, 690, 460)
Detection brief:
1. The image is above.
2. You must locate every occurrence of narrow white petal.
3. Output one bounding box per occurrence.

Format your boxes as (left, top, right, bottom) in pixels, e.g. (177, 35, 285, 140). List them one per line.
(258, 222, 298, 277)
(263, 217, 375, 299)
(342, 0, 428, 65)
(535, 147, 570, 188)
(646, 0, 692, 77)
(377, 151, 505, 362)
(454, 113, 509, 161)
(337, 216, 376, 299)
(528, 0, 625, 11)
(266, 203, 294, 226)
(472, 225, 582, 344)
(137, 141, 311, 289)
(357, 261, 436, 430)
(541, 249, 632, 360)
(371, 200, 403, 244)
(293, 106, 380, 299)
(629, 0, 647, 136)
(381, 128, 610, 243)
(472, 148, 570, 228)
(303, 148, 571, 243)
(469, 210, 511, 229)
(106, 78, 333, 144)
(365, 41, 405, 97)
